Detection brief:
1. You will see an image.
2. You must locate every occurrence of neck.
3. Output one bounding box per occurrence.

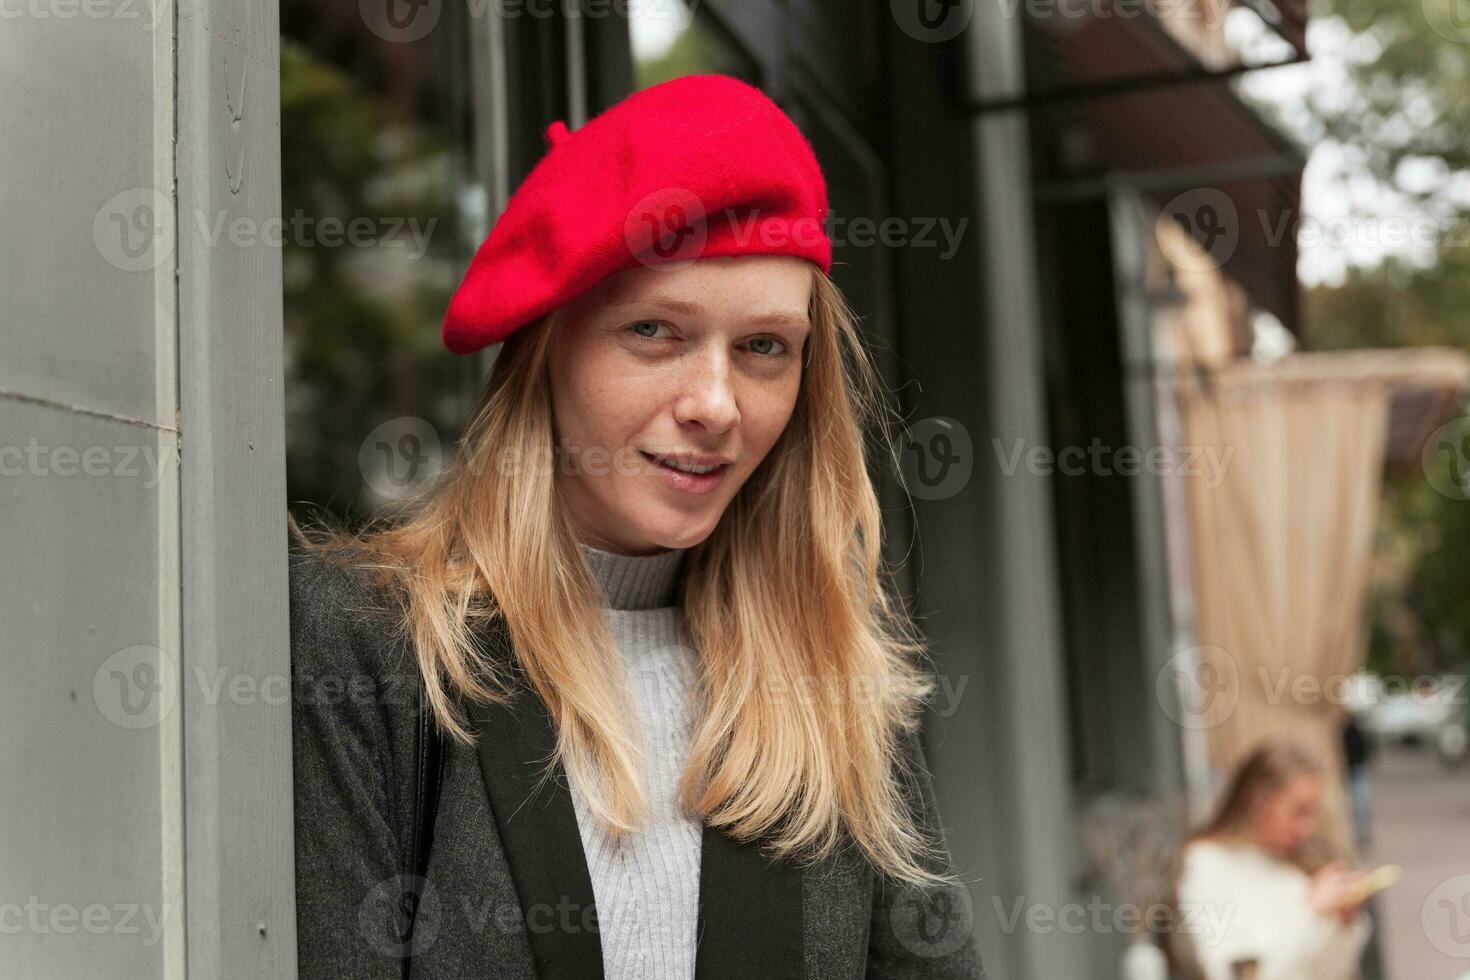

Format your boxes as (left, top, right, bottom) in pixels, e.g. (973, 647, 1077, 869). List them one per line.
(577, 540, 689, 610)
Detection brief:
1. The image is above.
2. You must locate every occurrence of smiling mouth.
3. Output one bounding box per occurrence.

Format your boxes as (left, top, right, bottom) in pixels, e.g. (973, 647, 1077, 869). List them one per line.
(639, 451, 731, 475)
(638, 451, 733, 494)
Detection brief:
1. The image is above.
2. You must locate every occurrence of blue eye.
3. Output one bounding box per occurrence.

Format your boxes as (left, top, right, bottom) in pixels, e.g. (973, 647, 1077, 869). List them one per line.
(743, 336, 789, 357)
(629, 320, 665, 338)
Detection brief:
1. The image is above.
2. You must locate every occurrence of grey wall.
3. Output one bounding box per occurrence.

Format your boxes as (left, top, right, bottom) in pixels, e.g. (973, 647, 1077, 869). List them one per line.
(1, 0, 293, 975)
(1, 7, 183, 976)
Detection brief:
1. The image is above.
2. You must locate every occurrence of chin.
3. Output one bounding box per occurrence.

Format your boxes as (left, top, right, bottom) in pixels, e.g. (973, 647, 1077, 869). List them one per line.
(632, 514, 716, 551)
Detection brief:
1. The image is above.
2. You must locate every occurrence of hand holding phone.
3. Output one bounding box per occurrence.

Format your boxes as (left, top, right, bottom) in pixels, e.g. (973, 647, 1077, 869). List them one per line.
(1343, 864, 1401, 906)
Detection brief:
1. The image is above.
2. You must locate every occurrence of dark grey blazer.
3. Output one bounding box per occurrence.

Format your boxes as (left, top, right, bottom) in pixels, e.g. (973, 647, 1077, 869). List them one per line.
(289, 550, 986, 979)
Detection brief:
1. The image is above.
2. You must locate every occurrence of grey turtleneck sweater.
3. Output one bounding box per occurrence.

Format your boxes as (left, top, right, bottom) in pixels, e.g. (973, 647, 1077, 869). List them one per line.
(571, 541, 700, 980)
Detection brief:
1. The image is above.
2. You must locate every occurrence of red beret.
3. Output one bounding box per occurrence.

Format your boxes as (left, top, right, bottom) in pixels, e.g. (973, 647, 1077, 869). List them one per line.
(442, 73, 832, 355)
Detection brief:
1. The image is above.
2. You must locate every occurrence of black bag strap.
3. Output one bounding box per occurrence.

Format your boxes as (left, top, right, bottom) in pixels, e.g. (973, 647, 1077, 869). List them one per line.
(400, 677, 446, 978)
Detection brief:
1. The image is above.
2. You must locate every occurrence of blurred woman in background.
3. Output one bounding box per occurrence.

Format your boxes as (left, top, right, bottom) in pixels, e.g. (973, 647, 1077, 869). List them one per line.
(1164, 737, 1372, 980)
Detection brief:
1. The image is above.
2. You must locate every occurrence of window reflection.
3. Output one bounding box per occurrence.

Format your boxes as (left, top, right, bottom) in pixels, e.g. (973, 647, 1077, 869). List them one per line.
(281, 7, 484, 525)
(630, 1, 759, 89)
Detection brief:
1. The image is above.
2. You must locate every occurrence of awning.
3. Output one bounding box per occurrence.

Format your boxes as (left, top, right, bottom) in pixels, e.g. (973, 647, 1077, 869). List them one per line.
(1019, 6, 1308, 327)
(1200, 347, 1470, 464)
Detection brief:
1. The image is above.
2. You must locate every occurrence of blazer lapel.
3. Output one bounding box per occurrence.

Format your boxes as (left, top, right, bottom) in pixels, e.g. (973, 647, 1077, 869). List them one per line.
(467, 617, 604, 980)
(694, 821, 806, 980)
(467, 615, 807, 980)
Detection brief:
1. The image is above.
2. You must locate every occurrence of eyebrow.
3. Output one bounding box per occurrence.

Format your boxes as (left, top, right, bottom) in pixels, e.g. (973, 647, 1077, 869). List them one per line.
(607, 296, 811, 332)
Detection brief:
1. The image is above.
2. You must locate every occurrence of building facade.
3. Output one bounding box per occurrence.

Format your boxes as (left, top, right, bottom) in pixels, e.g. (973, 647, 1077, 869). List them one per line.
(2, 0, 1308, 975)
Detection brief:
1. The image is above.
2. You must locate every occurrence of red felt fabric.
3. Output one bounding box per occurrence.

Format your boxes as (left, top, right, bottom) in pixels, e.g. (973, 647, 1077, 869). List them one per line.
(442, 74, 832, 355)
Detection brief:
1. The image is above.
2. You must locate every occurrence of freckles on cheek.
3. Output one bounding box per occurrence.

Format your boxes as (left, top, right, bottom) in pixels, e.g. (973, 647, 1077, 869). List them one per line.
(576, 375, 657, 459)
(744, 385, 801, 457)
(559, 344, 619, 435)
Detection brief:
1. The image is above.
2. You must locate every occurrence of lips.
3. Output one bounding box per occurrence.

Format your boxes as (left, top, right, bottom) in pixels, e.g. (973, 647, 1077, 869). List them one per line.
(640, 451, 731, 473)
(639, 451, 731, 495)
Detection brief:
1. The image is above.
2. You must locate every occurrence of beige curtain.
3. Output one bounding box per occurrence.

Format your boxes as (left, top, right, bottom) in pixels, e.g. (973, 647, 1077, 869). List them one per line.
(1176, 360, 1391, 856)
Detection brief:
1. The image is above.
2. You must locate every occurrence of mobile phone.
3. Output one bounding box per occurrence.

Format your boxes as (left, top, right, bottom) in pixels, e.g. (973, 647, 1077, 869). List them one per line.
(1345, 864, 1401, 905)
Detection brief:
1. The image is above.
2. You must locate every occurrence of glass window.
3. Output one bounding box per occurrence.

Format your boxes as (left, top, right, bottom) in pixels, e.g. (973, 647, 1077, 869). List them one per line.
(629, 1, 759, 89)
(281, 4, 486, 525)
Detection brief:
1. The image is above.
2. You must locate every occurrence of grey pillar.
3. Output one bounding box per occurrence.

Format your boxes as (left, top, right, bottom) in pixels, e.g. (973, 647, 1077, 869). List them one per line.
(883, 4, 1087, 976)
(1, 0, 293, 975)
(176, 0, 294, 973)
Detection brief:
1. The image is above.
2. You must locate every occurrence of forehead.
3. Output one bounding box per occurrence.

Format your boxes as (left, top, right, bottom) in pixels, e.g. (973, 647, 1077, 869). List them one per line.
(583, 256, 814, 320)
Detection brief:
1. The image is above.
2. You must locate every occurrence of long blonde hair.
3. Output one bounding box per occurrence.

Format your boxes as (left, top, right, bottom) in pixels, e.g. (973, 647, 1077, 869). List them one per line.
(290, 263, 954, 888)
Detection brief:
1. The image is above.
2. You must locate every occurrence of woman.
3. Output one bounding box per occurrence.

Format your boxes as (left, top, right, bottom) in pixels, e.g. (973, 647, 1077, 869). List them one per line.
(1163, 738, 1372, 980)
(289, 74, 983, 979)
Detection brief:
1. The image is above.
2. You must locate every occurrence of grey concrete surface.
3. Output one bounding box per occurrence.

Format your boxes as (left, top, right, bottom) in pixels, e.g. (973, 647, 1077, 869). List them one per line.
(1363, 742, 1470, 980)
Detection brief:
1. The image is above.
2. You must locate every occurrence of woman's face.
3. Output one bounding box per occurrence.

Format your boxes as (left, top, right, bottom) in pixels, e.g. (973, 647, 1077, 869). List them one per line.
(547, 255, 814, 555)
(1251, 772, 1323, 856)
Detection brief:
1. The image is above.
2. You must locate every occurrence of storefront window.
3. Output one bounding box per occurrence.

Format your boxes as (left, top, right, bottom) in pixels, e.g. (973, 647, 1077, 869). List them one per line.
(630, 1, 758, 89)
(281, 5, 485, 525)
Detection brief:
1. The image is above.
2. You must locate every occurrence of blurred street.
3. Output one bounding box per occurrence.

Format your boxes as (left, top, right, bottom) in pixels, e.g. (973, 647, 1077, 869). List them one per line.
(1365, 743, 1470, 980)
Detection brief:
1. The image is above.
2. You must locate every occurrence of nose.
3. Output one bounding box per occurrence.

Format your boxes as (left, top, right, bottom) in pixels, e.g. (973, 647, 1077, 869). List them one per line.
(673, 345, 740, 434)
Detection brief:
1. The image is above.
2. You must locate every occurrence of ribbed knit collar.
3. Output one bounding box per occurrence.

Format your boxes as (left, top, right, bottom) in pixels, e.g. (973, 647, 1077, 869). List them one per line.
(577, 541, 689, 610)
